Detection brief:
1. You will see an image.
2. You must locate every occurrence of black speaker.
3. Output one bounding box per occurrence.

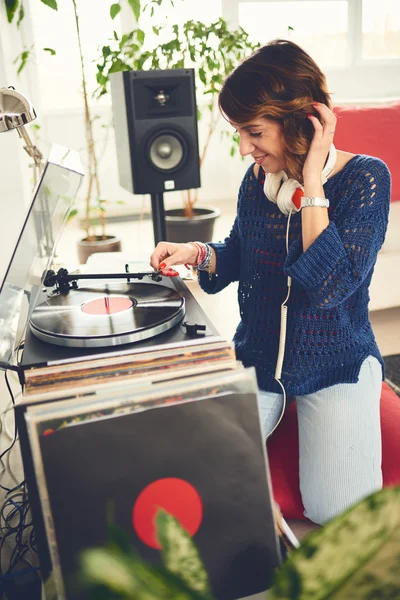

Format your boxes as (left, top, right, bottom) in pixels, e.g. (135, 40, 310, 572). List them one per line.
(110, 69, 201, 195)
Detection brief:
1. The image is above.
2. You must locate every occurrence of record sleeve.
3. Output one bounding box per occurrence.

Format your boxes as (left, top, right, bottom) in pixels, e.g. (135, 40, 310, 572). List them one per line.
(23, 366, 281, 600)
(23, 338, 236, 399)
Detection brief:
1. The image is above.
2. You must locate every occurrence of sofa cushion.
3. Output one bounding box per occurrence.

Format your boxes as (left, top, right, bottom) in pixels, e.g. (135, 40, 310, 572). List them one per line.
(333, 102, 400, 202)
(267, 382, 400, 520)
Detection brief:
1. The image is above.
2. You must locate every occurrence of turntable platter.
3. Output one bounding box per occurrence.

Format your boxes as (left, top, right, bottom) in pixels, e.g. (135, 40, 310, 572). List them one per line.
(29, 282, 185, 348)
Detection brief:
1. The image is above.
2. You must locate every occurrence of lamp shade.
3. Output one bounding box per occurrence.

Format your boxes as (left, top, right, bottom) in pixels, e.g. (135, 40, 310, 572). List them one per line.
(0, 87, 36, 133)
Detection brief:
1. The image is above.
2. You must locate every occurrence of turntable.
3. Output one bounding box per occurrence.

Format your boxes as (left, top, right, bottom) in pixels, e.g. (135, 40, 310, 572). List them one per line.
(0, 143, 219, 384)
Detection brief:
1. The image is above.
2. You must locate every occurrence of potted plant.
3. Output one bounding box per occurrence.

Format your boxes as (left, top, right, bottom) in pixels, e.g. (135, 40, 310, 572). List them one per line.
(96, 16, 259, 243)
(3, 0, 132, 263)
(79, 486, 400, 599)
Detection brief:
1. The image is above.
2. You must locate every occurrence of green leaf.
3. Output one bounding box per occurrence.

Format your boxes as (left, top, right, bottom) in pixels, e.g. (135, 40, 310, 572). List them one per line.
(5, 0, 19, 23)
(40, 0, 58, 10)
(288, 25, 294, 31)
(108, 58, 128, 74)
(43, 47, 56, 55)
(15, 49, 30, 74)
(198, 67, 206, 86)
(81, 548, 137, 595)
(16, 3, 24, 26)
(137, 28, 145, 45)
(113, 30, 119, 41)
(81, 545, 209, 600)
(102, 45, 111, 58)
(96, 72, 108, 87)
(270, 487, 400, 599)
(127, 0, 140, 21)
(32, 124, 41, 130)
(66, 208, 78, 223)
(110, 3, 121, 20)
(156, 510, 212, 598)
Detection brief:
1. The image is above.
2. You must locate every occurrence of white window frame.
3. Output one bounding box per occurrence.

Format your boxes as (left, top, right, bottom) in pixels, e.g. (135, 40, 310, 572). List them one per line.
(221, 0, 400, 100)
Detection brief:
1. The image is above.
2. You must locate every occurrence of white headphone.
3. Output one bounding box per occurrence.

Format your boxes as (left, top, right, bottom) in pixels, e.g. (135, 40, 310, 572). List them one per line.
(263, 144, 337, 215)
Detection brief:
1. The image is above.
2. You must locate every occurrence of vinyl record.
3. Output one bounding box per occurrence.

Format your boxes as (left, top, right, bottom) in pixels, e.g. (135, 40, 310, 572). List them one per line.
(29, 282, 185, 348)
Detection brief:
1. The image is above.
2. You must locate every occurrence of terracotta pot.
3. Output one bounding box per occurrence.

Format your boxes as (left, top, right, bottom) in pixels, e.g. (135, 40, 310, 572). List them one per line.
(165, 206, 221, 244)
(77, 235, 122, 264)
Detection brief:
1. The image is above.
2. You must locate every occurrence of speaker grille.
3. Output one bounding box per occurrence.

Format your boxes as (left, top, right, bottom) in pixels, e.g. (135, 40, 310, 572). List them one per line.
(147, 130, 187, 172)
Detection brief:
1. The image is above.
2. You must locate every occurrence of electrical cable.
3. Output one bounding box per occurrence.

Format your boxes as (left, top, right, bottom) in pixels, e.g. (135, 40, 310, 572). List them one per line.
(0, 400, 21, 490)
(0, 565, 40, 580)
(0, 372, 19, 494)
(267, 209, 293, 438)
(0, 484, 38, 576)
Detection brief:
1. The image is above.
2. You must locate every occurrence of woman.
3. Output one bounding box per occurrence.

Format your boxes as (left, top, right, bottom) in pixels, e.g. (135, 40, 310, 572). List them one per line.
(149, 40, 391, 525)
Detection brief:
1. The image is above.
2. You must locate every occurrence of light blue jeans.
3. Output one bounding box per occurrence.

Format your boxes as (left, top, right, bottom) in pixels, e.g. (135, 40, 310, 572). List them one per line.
(259, 355, 383, 525)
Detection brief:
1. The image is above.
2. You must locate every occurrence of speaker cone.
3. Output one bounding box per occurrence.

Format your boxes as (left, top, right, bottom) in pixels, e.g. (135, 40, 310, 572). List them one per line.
(147, 130, 188, 173)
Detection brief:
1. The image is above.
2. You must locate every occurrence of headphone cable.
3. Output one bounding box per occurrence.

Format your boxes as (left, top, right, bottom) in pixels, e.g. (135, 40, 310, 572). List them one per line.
(267, 209, 293, 437)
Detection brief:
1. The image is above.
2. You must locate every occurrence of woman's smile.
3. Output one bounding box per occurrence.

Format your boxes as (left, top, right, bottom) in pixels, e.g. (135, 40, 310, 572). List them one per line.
(253, 153, 269, 165)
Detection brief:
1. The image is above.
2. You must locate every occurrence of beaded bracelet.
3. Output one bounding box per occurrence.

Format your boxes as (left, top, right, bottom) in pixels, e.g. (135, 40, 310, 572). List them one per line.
(197, 243, 212, 271)
(185, 241, 213, 273)
(185, 241, 204, 267)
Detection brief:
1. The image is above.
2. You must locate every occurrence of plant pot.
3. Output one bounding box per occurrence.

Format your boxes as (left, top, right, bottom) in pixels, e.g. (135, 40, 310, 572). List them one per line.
(77, 235, 122, 264)
(165, 206, 221, 244)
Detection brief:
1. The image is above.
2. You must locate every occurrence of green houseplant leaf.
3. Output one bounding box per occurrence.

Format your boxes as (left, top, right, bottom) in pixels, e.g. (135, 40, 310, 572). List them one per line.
(16, 2, 23, 25)
(40, 0, 58, 10)
(81, 547, 138, 596)
(80, 515, 213, 600)
(127, 0, 141, 21)
(270, 486, 400, 599)
(156, 510, 212, 598)
(5, 0, 18, 23)
(110, 2, 121, 20)
(81, 545, 212, 600)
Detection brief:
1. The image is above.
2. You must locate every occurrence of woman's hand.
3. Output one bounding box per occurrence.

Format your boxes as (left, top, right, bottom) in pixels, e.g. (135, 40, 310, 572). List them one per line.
(150, 242, 198, 270)
(303, 102, 337, 183)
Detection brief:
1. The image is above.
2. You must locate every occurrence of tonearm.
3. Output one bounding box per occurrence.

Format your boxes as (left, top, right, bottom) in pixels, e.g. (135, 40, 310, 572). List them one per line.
(43, 265, 163, 294)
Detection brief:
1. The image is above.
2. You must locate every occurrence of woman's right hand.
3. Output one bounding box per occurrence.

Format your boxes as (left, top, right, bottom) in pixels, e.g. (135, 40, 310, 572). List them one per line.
(149, 242, 198, 271)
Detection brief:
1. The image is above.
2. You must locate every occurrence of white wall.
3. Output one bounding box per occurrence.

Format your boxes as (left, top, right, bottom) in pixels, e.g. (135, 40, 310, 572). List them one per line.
(3, 0, 400, 228)
(0, 6, 35, 534)
(25, 0, 400, 229)
(0, 6, 37, 288)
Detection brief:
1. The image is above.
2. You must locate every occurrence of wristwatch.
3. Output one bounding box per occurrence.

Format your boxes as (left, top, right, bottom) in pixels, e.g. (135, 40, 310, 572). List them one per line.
(301, 196, 330, 208)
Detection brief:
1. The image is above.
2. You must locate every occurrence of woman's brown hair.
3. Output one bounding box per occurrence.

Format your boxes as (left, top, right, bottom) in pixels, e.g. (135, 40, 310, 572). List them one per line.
(218, 39, 332, 182)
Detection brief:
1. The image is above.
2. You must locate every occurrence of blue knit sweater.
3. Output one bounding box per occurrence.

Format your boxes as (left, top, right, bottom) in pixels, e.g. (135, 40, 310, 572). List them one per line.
(199, 155, 391, 395)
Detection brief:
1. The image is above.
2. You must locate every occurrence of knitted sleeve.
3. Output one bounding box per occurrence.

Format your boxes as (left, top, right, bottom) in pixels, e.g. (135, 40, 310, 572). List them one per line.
(198, 179, 243, 294)
(284, 158, 391, 309)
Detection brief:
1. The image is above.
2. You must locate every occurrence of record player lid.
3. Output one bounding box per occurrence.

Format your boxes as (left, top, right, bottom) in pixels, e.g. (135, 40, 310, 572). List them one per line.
(0, 143, 84, 367)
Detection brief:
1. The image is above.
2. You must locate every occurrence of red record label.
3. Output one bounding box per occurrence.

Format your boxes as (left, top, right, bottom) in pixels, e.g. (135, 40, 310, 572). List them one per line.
(132, 477, 203, 549)
(81, 296, 133, 315)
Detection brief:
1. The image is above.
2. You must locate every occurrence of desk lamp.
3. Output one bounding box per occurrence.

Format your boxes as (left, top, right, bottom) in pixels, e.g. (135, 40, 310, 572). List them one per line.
(0, 86, 43, 186)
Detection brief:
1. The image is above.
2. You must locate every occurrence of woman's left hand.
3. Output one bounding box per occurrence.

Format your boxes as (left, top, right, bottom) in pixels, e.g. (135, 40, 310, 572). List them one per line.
(303, 102, 337, 182)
